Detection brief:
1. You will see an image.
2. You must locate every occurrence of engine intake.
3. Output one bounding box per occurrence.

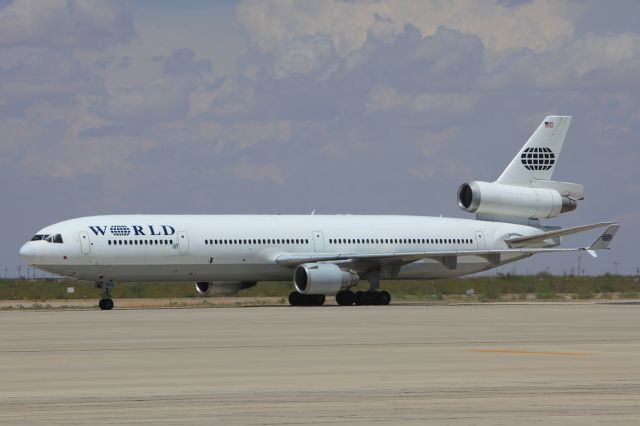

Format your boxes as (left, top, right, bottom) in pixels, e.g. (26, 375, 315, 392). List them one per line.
(458, 181, 577, 220)
(294, 263, 359, 295)
(195, 281, 257, 296)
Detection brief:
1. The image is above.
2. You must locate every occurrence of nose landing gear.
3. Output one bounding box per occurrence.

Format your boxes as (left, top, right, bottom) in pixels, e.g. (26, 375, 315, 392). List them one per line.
(95, 279, 116, 310)
(98, 297, 114, 310)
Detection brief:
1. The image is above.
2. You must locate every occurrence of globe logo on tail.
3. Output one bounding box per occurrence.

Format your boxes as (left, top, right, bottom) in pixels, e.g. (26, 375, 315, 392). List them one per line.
(521, 147, 555, 171)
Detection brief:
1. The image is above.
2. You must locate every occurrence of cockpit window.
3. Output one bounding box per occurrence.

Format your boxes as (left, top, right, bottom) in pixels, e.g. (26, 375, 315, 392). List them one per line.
(34, 234, 63, 244)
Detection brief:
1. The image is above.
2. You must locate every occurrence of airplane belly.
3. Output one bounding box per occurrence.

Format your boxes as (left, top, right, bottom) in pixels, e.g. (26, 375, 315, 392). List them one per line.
(38, 262, 292, 282)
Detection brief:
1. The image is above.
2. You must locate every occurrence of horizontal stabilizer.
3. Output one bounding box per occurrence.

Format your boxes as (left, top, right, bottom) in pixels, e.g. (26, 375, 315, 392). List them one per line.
(506, 222, 615, 248)
(587, 224, 620, 251)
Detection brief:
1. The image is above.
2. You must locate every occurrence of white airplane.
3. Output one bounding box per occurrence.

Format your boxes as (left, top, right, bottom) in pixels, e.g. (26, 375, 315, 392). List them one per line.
(19, 116, 619, 310)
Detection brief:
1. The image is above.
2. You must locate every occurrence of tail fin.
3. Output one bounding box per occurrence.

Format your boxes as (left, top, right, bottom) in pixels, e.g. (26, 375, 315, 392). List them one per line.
(497, 116, 572, 186)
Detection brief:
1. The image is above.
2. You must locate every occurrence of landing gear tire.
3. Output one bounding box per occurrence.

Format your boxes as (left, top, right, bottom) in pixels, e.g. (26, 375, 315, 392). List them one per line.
(378, 290, 391, 305)
(336, 290, 355, 306)
(355, 290, 391, 306)
(99, 298, 114, 310)
(288, 291, 300, 306)
(96, 279, 116, 311)
(288, 292, 325, 306)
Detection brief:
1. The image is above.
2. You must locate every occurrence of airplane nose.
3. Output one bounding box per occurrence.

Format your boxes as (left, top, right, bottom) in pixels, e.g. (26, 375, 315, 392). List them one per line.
(19, 243, 36, 264)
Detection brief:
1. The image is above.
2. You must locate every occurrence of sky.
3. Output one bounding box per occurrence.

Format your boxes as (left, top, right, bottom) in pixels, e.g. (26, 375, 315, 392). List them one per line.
(1, 0, 639, 278)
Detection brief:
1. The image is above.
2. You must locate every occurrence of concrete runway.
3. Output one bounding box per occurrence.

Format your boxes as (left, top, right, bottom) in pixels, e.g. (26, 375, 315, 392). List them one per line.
(1, 304, 639, 425)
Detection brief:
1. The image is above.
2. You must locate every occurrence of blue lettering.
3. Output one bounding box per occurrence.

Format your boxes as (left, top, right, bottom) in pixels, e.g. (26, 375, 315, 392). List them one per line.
(162, 225, 176, 236)
(88, 226, 107, 236)
(132, 225, 145, 236)
(148, 225, 161, 236)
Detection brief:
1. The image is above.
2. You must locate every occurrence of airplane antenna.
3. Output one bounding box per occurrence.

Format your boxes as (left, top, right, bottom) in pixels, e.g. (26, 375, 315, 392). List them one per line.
(311, 210, 316, 215)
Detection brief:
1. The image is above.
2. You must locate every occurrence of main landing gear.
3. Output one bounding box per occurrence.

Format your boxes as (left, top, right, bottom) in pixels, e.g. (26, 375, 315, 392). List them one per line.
(287, 271, 392, 307)
(335, 290, 391, 306)
(96, 279, 116, 310)
(336, 271, 391, 306)
(288, 292, 326, 306)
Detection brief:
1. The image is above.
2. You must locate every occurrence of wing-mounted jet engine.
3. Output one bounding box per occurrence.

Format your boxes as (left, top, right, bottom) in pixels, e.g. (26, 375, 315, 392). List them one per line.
(195, 281, 257, 296)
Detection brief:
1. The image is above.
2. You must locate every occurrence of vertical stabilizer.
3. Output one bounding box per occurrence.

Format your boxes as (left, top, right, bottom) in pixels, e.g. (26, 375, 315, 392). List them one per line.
(497, 116, 572, 186)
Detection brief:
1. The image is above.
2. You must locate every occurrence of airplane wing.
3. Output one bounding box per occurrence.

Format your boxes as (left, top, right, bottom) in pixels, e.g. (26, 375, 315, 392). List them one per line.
(276, 224, 620, 270)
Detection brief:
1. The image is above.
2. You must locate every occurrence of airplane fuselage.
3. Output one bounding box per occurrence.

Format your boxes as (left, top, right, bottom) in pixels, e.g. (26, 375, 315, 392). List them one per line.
(20, 214, 544, 282)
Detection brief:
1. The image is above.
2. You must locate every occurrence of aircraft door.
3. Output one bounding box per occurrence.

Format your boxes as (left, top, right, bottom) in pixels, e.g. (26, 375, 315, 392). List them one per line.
(475, 231, 486, 250)
(79, 231, 91, 254)
(312, 231, 325, 252)
(178, 231, 189, 254)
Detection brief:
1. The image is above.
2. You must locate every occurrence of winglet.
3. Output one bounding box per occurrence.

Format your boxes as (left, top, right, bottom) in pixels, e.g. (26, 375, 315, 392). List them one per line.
(586, 224, 620, 251)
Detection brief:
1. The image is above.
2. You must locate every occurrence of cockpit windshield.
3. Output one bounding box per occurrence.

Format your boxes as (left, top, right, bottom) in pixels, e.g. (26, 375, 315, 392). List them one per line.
(31, 234, 63, 244)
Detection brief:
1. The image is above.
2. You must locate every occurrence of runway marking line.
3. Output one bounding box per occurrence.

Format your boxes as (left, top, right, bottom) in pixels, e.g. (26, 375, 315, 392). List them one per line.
(466, 349, 594, 356)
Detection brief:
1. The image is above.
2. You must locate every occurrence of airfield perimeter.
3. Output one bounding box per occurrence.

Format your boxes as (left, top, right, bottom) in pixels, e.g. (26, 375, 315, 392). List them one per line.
(1, 304, 639, 425)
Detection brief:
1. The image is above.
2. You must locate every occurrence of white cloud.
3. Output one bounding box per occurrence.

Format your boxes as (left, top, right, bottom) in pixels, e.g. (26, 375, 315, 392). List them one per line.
(100, 49, 214, 122)
(101, 80, 190, 122)
(0, 50, 103, 101)
(0, 0, 136, 48)
(484, 32, 640, 90)
(365, 86, 478, 116)
(237, 0, 573, 59)
(229, 157, 285, 185)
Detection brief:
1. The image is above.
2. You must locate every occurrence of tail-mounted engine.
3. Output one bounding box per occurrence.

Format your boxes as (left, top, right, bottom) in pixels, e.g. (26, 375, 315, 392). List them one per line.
(458, 181, 581, 221)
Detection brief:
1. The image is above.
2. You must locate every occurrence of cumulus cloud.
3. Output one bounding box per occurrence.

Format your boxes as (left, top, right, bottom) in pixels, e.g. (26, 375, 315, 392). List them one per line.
(0, 50, 103, 101)
(484, 32, 640, 90)
(100, 48, 213, 123)
(365, 86, 478, 117)
(162, 48, 212, 76)
(237, 0, 573, 57)
(229, 157, 285, 186)
(208, 24, 484, 122)
(0, 0, 136, 48)
(101, 80, 191, 123)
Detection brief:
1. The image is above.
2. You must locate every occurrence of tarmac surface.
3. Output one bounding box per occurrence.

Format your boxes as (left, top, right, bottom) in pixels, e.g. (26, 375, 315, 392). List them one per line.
(1, 303, 639, 425)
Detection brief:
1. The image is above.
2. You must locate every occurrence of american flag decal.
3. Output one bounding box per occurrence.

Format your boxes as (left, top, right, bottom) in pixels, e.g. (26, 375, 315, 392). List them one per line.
(544, 121, 554, 128)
